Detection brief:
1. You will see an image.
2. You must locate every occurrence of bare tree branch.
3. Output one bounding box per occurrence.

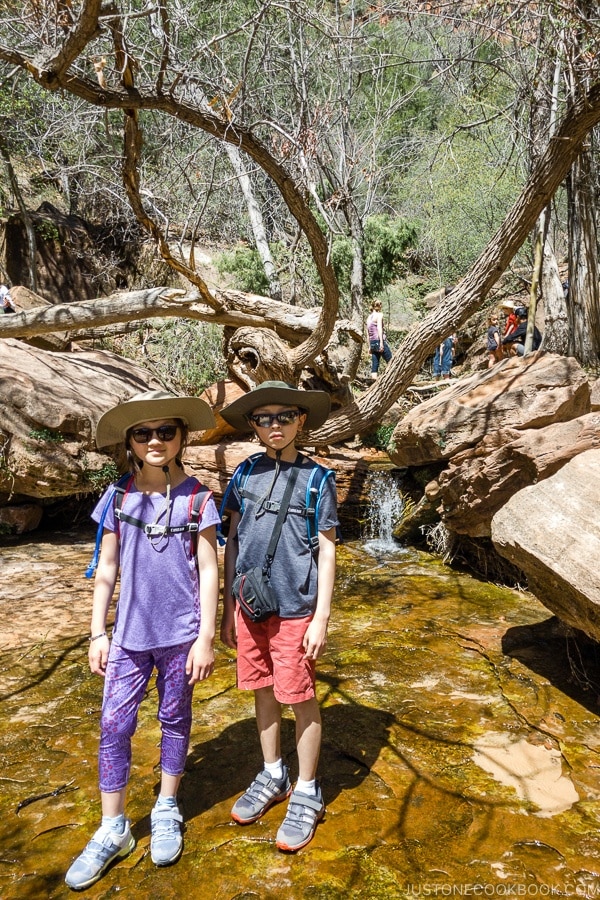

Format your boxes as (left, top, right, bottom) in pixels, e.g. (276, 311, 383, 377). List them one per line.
(0, 39, 340, 371)
(313, 79, 600, 442)
(0, 287, 321, 341)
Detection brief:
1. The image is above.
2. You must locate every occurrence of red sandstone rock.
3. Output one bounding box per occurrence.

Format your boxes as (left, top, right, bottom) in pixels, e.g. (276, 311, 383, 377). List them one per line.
(388, 352, 590, 468)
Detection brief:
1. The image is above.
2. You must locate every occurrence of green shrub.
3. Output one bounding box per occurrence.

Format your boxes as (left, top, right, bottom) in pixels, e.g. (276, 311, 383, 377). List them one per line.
(85, 461, 119, 491)
(28, 428, 64, 443)
(362, 423, 396, 451)
(216, 246, 270, 295)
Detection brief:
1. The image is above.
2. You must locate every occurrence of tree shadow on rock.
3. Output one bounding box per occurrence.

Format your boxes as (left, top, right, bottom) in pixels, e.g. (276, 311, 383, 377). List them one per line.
(502, 615, 600, 715)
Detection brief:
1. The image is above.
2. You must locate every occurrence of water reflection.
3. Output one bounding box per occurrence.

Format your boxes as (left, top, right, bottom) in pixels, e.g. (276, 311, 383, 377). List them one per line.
(2, 531, 600, 898)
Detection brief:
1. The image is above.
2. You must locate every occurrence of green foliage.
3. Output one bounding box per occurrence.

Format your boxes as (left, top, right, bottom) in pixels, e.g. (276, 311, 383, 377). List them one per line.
(28, 428, 64, 443)
(34, 220, 60, 242)
(362, 423, 396, 452)
(364, 216, 418, 297)
(216, 246, 270, 295)
(84, 461, 119, 491)
(103, 320, 227, 396)
(331, 215, 418, 301)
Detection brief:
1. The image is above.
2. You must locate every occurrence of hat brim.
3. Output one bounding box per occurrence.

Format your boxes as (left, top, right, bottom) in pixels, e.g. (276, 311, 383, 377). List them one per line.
(96, 392, 215, 447)
(220, 384, 331, 432)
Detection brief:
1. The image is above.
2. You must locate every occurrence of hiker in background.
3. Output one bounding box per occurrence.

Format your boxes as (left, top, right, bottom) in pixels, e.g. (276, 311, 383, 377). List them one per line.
(0, 283, 15, 314)
(487, 314, 502, 368)
(501, 300, 519, 339)
(65, 390, 219, 891)
(366, 299, 392, 379)
(433, 334, 455, 379)
(220, 381, 338, 853)
(502, 306, 543, 356)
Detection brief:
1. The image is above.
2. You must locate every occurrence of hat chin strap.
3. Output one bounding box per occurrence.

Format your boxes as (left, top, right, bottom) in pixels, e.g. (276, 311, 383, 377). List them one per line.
(254, 449, 285, 519)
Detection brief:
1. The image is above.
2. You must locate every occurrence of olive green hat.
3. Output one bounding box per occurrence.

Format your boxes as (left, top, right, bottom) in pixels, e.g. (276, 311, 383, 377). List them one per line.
(95, 389, 215, 447)
(220, 380, 331, 432)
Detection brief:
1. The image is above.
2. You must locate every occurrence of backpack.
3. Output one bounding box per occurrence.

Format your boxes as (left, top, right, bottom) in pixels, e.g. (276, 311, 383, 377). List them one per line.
(218, 452, 335, 557)
(85, 474, 213, 578)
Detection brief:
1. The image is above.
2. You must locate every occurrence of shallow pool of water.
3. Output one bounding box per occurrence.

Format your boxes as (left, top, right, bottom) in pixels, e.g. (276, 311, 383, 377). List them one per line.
(2, 531, 600, 899)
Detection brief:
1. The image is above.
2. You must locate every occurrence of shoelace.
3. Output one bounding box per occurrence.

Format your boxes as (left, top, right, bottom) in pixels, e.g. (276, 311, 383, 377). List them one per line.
(152, 808, 182, 841)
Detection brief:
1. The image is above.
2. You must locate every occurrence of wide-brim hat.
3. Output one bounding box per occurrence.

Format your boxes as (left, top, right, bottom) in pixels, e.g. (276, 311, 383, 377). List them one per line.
(500, 300, 517, 309)
(95, 390, 215, 447)
(220, 381, 331, 432)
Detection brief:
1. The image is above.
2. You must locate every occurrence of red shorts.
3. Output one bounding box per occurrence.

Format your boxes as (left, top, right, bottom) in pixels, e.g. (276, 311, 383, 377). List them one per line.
(235, 608, 316, 705)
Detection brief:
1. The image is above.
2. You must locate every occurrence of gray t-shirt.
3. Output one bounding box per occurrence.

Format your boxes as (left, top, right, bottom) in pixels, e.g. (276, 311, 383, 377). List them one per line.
(226, 453, 338, 618)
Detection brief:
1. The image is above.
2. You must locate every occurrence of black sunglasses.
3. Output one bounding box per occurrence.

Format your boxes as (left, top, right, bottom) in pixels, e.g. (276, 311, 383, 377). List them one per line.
(247, 410, 301, 428)
(130, 425, 180, 443)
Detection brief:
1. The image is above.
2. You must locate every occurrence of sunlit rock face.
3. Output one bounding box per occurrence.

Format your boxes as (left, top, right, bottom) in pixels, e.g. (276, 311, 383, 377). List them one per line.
(0, 339, 163, 501)
(492, 448, 600, 643)
(431, 411, 600, 537)
(389, 352, 590, 468)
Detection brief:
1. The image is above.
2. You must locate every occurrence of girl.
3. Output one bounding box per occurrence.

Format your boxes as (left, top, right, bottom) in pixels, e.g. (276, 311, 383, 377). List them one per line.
(66, 390, 220, 890)
(366, 299, 392, 379)
(487, 314, 503, 367)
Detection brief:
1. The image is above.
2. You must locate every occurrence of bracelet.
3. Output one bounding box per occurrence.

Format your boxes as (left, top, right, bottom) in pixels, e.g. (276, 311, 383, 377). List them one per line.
(89, 631, 107, 642)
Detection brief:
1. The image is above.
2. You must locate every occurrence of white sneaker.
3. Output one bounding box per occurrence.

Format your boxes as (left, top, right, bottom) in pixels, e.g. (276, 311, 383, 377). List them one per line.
(150, 802, 184, 866)
(65, 820, 134, 890)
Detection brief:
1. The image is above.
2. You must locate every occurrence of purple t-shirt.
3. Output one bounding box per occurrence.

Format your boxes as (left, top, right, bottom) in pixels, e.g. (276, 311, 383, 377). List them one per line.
(92, 475, 220, 651)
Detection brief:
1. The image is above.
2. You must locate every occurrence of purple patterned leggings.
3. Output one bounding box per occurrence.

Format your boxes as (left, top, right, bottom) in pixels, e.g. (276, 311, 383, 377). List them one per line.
(98, 641, 194, 793)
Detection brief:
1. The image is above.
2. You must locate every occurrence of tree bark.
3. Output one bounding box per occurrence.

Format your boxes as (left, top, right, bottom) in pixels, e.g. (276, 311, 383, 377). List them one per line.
(0, 287, 319, 341)
(567, 145, 600, 365)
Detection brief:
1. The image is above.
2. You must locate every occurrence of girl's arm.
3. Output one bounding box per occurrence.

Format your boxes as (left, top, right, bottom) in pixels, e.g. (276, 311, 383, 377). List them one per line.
(186, 525, 219, 685)
(302, 526, 336, 660)
(89, 529, 119, 676)
(220, 510, 241, 649)
(376, 312, 384, 346)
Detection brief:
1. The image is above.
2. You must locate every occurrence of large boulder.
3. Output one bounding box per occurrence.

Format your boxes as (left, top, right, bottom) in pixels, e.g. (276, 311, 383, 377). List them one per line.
(0, 339, 163, 501)
(388, 352, 590, 468)
(429, 412, 600, 537)
(491, 449, 600, 643)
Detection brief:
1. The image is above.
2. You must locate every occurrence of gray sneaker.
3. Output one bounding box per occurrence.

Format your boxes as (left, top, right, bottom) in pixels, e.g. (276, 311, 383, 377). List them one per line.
(231, 768, 292, 824)
(150, 801, 184, 866)
(276, 786, 325, 852)
(65, 820, 135, 890)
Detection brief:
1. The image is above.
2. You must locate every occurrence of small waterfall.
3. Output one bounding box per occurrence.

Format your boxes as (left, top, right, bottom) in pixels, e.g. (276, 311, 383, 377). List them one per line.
(363, 469, 405, 554)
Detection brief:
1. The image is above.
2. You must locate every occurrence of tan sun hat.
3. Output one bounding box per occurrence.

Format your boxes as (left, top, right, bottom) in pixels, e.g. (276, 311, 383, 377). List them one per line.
(500, 300, 517, 309)
(95, 390, 215, 447)
(220, 380, 331, 432)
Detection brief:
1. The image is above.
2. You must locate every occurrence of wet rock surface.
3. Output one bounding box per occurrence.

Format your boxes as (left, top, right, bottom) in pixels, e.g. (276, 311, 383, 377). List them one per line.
(2, 532, 600, 899)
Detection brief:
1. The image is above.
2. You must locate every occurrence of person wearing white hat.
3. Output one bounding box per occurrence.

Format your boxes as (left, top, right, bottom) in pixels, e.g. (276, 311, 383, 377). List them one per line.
(500, 300, 519, 340)
(66, 391, 219, 889)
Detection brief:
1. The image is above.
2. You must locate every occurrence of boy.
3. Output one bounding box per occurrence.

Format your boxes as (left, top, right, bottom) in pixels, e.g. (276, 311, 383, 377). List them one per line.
(219, 381, 338, 852)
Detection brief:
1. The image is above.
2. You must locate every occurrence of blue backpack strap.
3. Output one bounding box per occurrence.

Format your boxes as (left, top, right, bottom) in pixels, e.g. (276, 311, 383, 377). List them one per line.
(217, 452, 263, 546)
(85, 474, 133, 579)
(304, 461, 336, 556)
